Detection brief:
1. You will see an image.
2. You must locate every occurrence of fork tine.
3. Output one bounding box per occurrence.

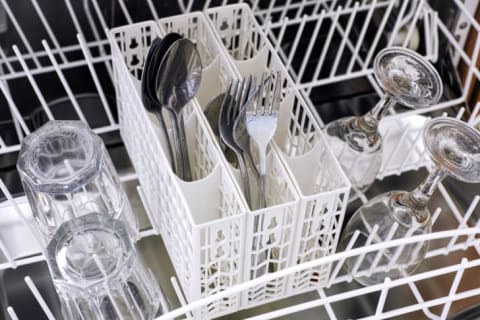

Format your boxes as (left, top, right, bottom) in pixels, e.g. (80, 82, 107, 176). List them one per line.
(255, 73, 265, 116)
(245, 75, 256, 114)
(248, 75, 257, 112)
(263, 72, 273, 115)
(243, 75, 253, 106)
(227, 80, 239, 125)
(220, 81, 232, 119)
(233, 78, 245, 120)
(270, 72, 281, 115)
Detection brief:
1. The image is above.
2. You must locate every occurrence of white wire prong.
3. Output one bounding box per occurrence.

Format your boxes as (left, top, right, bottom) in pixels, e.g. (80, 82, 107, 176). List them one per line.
(41, 40, 87, 123)
(7, 307, 19, 320)
(375, 277, 391, 317)
(24, 276, 56, 320)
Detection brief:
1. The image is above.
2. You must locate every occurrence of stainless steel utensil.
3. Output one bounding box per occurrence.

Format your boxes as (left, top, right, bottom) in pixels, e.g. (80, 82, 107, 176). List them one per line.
(204, 93, 238, 166)
(204, 93, 226, 139)
(245, 72, 281, 209)
(219, 80, 252, 206)
(141, 34, 182, 173)
(155, 38, 202, 181)
(234, 75, 260, 181)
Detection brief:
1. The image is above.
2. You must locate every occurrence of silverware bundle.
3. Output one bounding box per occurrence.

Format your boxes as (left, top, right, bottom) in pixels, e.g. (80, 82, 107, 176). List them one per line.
(141, 33, 202, 181)
(211, 72, 281, 210)
(141, 34, 282, 201)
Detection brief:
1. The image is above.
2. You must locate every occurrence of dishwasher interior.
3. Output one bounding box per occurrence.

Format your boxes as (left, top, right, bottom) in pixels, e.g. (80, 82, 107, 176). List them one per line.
(0, 0, 479, 319)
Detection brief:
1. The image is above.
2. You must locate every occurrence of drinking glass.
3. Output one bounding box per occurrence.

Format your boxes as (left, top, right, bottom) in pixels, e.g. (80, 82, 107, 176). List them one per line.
(340, 117, 480, 286)
(324, 47, 442, 200)
(46, 213, 165, 319)
(17, 120, 137, 239)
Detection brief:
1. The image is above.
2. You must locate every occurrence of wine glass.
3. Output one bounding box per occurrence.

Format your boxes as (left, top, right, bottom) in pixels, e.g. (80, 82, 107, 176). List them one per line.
(324, 47, 443, 200)
(339, 117, 480, 286)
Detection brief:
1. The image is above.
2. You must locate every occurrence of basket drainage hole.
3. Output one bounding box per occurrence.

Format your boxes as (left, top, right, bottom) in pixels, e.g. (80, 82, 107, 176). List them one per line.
(267, 217, 278, 229)
(131, 54, 140, 66)
(220, 19, 229, 30)
(129, 38, 139, 49)
(216, 230, 225, 241)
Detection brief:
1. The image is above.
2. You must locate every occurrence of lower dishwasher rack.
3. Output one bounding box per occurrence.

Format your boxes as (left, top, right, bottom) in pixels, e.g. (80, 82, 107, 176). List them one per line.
(0, 0, 479, 319)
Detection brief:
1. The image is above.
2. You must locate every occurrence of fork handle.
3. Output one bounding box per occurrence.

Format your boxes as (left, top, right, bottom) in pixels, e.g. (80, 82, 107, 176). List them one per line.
(244, 150, 260, 180)
(236, 152, 251, 207)
(256, 146, 267, 210)
(257, 174, 266, 209)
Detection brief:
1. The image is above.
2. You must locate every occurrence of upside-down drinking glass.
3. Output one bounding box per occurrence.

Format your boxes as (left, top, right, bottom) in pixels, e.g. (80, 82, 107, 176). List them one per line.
(17, 120, 138, 240)
(47, 213, 166, 319)
(340, 117, 480, 286)
(324, 47, 443, 200)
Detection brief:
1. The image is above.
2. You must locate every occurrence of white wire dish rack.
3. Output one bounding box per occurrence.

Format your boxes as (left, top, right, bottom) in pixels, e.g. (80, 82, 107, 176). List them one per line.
(0, 0, 477, 319)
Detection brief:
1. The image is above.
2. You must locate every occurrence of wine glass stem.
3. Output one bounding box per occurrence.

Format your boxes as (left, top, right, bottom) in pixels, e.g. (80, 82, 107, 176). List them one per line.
(360, 94, 396, 130)
(407, 166, 447, 211)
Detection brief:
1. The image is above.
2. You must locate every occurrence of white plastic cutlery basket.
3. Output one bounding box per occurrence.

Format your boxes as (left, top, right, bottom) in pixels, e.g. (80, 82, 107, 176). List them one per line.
(205, 4, 351, 297)
(110, 21, 247, 319)
(109, 4, 350, 316)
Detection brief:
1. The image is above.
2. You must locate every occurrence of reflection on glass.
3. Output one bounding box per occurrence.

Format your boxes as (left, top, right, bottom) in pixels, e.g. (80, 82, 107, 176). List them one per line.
(324, 47, 442, 200)
(340, 118, 480, 286)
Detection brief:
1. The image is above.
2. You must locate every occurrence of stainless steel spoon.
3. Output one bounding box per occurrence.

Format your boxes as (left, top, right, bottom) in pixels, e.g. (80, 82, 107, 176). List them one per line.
(156, 39, 202, 181)
(204, 93, 226, 140)
(141, 34, 182, 173)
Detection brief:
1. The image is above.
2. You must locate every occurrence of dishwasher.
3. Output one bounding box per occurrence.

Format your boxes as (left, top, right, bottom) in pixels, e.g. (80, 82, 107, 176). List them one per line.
(0, 0, 479, 319)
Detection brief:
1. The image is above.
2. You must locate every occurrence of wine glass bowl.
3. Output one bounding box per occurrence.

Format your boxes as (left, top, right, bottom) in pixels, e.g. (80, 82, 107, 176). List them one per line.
(374, 47, 443, 108)
(324, 117, 383, 194)
(340, 189, 431, 286)
(423, 118, 480, 183)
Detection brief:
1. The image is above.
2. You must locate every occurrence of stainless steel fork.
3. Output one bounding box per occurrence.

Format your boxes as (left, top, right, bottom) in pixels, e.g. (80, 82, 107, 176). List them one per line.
(219, 80, 252, 206)
(245, 71, 281, 209)
(234, 75, 260, 182)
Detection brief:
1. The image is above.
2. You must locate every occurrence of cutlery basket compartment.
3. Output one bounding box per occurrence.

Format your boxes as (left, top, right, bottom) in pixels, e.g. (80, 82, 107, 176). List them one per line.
(206, 4, 351, 296)
(109, 20, 248, 319)
(157, 12, 237, 110)
(157, 11, 303, 308)
(109, 4, 350, 313)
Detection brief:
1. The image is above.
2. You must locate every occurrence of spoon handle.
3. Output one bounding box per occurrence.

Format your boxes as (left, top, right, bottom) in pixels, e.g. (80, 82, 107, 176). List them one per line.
(154, 111, 175, 173)
(169, 111, 185, 179)
(177, 112, 192, 181)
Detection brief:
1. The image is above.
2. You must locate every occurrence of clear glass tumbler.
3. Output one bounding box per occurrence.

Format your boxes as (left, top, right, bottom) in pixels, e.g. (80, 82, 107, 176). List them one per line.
(46, 213, 164, 320)
(17, 120, 137, 239)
